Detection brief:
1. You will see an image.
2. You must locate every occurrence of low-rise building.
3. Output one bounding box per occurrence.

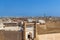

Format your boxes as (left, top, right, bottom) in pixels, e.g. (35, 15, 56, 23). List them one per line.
(3, 22, 21, 31)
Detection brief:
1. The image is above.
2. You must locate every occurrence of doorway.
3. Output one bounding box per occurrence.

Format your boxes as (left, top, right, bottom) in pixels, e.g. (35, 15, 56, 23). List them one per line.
(26, 26, 34, 40)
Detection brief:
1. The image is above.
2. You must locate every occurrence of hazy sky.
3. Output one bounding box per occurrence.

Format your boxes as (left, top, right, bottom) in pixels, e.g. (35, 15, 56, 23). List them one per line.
(0, 0, 60, 16)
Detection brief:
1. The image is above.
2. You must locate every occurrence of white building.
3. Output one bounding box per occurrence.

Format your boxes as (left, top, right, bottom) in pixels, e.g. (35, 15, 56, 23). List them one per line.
(27, 19, 34, 22)
(0, 23, 4, 30)
(38, 20, 46, 24)
(3, 22, 22, 31)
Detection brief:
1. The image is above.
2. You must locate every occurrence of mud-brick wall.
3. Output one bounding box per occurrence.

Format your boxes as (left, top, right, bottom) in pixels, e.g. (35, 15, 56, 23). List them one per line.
(0, 30, 23, 40)
(0, 30, 4, 40)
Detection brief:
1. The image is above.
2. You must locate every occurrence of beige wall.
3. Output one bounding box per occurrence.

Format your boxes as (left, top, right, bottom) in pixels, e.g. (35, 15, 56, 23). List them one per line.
(38, 33, 60, 40)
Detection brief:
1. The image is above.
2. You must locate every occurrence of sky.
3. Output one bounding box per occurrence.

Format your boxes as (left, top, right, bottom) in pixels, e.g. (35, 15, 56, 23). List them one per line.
(0, 0, 60, 17)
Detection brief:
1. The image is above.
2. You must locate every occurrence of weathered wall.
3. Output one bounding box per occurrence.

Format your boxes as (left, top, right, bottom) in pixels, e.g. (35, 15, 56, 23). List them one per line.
(0, 30, 23, 40)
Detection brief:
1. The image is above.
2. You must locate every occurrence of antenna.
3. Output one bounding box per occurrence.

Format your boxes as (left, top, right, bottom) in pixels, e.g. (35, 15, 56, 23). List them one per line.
(44, 13, 46, 17)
